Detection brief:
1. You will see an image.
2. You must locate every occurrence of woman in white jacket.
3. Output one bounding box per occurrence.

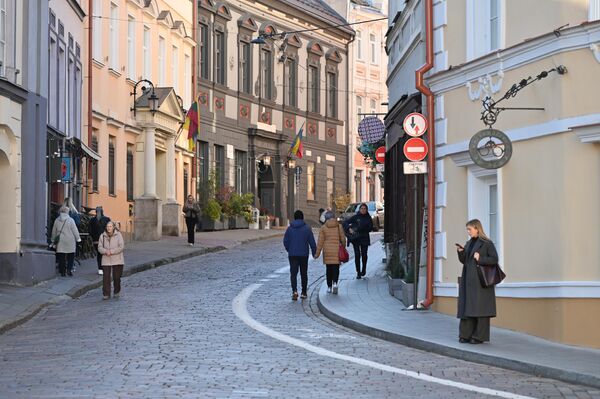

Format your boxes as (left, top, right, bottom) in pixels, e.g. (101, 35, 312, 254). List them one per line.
(51, 206, 81, 276)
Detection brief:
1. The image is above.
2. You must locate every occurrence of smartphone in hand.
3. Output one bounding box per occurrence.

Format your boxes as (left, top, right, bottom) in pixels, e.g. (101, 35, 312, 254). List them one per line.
(455, 243, 464, 249)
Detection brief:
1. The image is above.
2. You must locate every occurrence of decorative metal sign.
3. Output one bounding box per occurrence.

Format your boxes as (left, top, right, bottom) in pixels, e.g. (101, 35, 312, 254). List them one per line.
(469, 128, 513, 169)
(358, 116, 385, 144)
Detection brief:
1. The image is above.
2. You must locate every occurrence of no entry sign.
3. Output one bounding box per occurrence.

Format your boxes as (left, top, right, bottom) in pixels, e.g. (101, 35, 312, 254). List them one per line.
(403, 137, 428, 162)
(375, 146, 386, 163)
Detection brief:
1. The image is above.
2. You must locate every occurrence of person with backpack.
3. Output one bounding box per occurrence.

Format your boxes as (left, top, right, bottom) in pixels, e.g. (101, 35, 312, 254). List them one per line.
(51, 206, 81, 277)
(283, 210, 317, 301)
(90, 206, 111, 275)
(315, 211, 346, 294)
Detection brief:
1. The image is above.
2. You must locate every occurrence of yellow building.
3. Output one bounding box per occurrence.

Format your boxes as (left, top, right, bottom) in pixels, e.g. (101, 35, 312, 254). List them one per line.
(423, 0, 600, 348)
(88, 0, 195, 240)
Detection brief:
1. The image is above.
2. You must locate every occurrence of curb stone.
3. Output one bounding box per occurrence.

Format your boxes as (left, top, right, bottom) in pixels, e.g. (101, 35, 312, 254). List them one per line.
(1, 233, 283, 335)
(316, 285, 600, 390)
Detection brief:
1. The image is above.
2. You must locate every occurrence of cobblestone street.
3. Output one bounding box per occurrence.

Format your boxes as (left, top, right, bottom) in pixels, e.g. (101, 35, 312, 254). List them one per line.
(0, 237, 598, 398)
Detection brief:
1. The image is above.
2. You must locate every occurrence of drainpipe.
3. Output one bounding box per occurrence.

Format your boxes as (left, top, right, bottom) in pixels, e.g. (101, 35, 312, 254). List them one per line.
(87, 0, 93, 207)
(192, 0, 197, 192)
(415, 0, 435, 308)
(346, 28, 356, 202)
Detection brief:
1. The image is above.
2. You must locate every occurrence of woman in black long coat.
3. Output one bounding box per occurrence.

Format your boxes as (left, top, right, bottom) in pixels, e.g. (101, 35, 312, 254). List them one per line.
(456, 219, 498, 344)
(343, 203, 373, 279)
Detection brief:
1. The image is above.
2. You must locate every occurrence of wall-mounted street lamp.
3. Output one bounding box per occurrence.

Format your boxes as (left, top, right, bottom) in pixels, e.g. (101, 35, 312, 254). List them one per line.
(175, 94, 187, 123)
(130, 79, 158, 117)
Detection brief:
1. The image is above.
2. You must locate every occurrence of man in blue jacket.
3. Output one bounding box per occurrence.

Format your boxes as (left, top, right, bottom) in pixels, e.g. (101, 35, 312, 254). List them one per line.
(283, 210, 317, 301)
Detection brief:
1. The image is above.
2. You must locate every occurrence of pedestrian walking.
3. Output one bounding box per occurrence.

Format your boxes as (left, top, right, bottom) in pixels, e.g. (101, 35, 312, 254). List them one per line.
(97, 221, 125, 300)
(343, 203, 373, 279)
(315, 211, 346, 294)
(182, 195, 201, 246)
(51, 206, 81, 277)
(283, 210, 317, 301)
(456, 219, 498, 344)
(318, 208, 325, 225)
(90, 206, 110, 275)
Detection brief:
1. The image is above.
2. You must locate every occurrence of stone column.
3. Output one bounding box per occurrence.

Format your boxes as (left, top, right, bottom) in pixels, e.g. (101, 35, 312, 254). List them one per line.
(135, 124, 162, 241)
(162, 135, 180, 236)
(144, 126, 157, 198)
(165, 136, 176, 202)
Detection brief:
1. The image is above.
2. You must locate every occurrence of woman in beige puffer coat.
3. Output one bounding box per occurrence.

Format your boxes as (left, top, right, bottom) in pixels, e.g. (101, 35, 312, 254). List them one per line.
(97, 221, 125, 300)
(315, 211, 346, 294)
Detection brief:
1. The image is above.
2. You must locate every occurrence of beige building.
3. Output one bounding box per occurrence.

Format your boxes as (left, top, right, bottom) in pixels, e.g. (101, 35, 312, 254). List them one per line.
(423, 0, 600, 348)
(88, 0, 195, 240)
(346, 0, 387, 204)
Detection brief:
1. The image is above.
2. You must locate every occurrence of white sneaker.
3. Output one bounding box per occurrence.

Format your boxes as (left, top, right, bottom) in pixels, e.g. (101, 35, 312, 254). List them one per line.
(327, 286, 332, 293)
(189, 243, 194, 247)
(332, 283, 338, 294)
(98, 270, 103, 275)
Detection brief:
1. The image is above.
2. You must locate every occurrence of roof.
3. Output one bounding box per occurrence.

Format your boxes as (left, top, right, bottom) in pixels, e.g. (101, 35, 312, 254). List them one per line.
(135, 87, 174, 109)
(280, 0, 354, 35)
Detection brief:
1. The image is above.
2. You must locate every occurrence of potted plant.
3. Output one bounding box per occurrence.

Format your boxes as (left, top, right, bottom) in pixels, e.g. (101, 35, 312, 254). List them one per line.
(202, 199, 224, 231)
(228, 192, 253, 229)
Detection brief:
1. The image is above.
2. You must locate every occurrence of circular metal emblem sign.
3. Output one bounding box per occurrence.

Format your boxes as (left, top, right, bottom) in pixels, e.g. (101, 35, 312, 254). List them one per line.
(358, 116, 386, 144)
(469, 128, 513, 169)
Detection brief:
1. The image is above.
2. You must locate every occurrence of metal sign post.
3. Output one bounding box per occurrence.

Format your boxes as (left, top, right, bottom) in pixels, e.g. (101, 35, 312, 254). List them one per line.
(402, 113, 428, 310)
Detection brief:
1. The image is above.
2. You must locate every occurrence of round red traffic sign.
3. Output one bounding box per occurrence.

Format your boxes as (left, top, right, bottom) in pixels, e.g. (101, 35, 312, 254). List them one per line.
(403, 112, 428, 137)
(403, 138, 428, 161)
(374, 146, 386, 163)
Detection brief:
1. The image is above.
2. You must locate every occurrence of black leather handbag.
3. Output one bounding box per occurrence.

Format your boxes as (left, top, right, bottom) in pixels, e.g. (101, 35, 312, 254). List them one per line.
(476, 263, 506, 288)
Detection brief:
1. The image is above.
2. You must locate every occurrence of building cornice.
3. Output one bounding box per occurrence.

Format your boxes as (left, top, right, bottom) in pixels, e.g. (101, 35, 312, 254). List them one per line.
(427, 21, 600, 94)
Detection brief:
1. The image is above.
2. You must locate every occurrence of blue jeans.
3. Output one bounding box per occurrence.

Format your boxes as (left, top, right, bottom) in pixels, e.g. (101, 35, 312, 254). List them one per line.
(288, 256, 308, 294)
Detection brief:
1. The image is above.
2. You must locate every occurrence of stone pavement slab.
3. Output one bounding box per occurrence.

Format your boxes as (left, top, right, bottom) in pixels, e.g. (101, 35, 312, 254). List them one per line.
(318, 241, 600, 389)
(0, 228, 284, 335)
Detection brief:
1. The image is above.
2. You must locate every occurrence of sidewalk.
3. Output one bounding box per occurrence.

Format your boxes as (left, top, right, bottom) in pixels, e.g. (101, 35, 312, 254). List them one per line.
(317, 243, 600, 389)
(0, 229, 284, 335)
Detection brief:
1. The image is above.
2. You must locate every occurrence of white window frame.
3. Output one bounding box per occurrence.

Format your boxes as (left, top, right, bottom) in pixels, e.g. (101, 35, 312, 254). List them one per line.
(109, 2, 119, 70)
(184, 53, 191, 107)
(171, 45, 179, 92)
(467, 166, 503, 266)
(370, 32, 377, 64)
(466, 0, 504, 61)
(127, 15, 135, 80)
(370, 98, 377, 114)
(0, 0, 6, 76)
(356, 30, 363, 60)
(158, 36, 165, 85)
(591, 0, 600, 21)
(92, 0, 102, 61)
(356, 96, 362, 127)
(143, 25, 151, 80)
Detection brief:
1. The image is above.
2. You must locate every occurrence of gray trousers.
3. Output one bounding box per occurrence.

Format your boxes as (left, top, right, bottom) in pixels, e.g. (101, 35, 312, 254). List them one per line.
(459, 317, 490, 342)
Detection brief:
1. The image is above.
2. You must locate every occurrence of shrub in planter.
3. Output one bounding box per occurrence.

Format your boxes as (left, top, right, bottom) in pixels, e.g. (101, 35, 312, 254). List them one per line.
(205, 199, 222, 221)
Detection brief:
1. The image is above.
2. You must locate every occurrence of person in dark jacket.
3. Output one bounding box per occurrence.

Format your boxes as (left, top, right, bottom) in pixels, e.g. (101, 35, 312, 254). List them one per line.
(343, 203, 373, 279)
(283, 210, 317, 301)
(456, 219, 499, 344)
(182, 195, 201, 246)
(90, 206, 111, 275)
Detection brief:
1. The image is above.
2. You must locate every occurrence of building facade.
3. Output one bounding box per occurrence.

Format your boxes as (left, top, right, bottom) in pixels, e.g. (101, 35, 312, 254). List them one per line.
(88, 0, 195, 240)
(46, 0, 91, 233)
(347, 0, 387, 204)
(0, 0, 50, 285)
(195, 0, 354, 225)
(389, 0, 600, 348)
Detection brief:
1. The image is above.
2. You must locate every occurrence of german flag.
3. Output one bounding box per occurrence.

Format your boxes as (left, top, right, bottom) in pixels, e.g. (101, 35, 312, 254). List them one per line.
(289, 122, 304, 159)
(183, 94, 200, 152)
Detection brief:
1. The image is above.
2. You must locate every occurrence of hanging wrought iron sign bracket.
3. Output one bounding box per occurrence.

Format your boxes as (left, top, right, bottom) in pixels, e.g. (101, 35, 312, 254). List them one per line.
(481, 65, 567, 128)
(470, 65, 567, 169)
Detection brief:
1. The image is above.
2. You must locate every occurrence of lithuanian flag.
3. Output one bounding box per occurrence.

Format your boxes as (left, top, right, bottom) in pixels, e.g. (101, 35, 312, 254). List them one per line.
(183, 94, 200, 152)
(289, 122, 304, 159)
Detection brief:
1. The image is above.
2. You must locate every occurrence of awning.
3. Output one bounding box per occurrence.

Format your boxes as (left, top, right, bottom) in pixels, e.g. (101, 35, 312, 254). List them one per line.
(68, 137, 101, 161)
